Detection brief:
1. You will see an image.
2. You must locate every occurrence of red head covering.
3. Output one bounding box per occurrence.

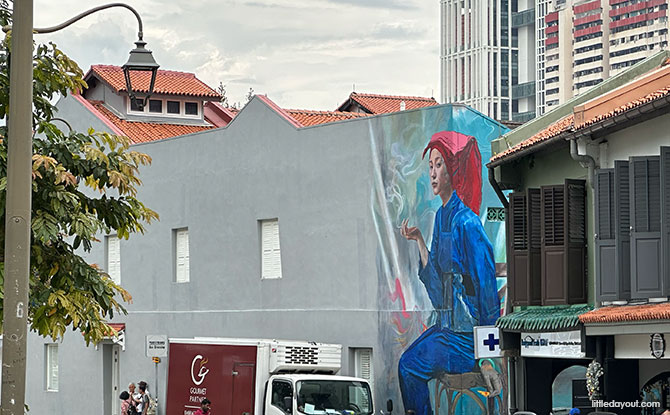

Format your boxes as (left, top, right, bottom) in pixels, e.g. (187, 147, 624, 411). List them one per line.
(421, 130, 482, 215)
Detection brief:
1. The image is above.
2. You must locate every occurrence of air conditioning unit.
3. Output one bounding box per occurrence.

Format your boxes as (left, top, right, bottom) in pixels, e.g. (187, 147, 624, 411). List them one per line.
(269, 341, 342, 374)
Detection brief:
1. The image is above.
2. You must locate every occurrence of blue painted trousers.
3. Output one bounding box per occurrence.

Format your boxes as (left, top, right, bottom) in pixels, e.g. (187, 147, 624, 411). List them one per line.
(398, 325, 475, 415)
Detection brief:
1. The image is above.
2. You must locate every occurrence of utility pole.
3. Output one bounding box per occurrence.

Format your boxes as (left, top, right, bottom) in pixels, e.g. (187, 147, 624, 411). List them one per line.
(1, 1, 34, 414)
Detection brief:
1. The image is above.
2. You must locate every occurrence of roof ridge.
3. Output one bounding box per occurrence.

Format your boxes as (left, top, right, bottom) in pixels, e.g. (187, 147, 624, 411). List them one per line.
(91, 64, 197, 78)
(285, 108, 366, 115)
(352, 92, 436, 101)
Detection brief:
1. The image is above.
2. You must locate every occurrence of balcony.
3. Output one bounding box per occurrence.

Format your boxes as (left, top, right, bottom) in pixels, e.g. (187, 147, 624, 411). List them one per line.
(512, 81, 536, 99)
(512, 9, 535, 28)
(512, 110, 536, 123)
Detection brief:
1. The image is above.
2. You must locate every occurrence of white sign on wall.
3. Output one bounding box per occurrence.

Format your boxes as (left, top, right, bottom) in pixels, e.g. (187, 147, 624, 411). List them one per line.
(474, 326, 503, 358)
(145, 335, 168, 357)
(520, 330, 584, 358)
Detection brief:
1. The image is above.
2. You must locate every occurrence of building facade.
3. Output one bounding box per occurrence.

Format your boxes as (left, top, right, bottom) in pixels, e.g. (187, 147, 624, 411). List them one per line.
(489, 51, 670, 415)
(24, 74, 511, 415)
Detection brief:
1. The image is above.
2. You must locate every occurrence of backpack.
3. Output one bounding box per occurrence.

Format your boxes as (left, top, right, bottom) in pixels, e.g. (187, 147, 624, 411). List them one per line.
(126, 400, 138, 415)
(146, 395, 158, 415)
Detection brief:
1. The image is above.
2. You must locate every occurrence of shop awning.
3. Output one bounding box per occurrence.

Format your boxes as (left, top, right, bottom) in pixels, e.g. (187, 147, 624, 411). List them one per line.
(496, 304, 593, 332)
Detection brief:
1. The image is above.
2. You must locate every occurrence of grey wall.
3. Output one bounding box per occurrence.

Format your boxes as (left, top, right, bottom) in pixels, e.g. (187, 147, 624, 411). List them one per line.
(27, 96, 385, 414)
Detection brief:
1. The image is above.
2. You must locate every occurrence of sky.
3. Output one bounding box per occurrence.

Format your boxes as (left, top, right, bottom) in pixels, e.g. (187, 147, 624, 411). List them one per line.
(32, 0, 440, 111)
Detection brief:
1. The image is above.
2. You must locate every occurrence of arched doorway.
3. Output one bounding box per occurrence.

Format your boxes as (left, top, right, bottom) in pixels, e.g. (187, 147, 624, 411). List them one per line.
(552, 365, 588, 414)
(640, 371, 670, 415)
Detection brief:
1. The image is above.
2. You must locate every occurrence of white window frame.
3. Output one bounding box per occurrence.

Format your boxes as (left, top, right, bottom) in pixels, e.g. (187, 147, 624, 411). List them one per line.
(127, 97, 200, 119)
(174, 228, 190, 283)
(105, 235, 121, 284)
(353, 348, 374, 409)
(46, 343, 59, 392)
(260, 219, 282, 279)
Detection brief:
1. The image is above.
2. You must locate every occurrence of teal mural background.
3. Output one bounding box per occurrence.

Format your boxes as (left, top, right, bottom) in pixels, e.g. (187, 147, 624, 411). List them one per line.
(370, 105, 509, 415)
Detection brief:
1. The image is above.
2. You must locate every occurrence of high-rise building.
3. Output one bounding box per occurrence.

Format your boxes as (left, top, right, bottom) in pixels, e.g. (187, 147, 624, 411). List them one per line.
(440, 0, 519, 121)
(441, 0, 670, 121)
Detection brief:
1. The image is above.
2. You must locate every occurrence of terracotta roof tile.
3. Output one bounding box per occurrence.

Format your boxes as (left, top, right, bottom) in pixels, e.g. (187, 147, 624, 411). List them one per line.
(579, 302, 670, 324)
(490, 114, 574, 162)
(576, 84, 670, 129)
(343, 92, 438, 114)
(490, 63, 670, 164)
(88, 65, 220, 98)
(284, 109, 370, 126)
(90, 101, 215, 143)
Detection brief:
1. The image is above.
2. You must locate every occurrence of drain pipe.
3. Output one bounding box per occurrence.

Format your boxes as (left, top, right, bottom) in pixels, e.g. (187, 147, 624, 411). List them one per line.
(569, 137, 596, 188)
(488, 166, 509, 209)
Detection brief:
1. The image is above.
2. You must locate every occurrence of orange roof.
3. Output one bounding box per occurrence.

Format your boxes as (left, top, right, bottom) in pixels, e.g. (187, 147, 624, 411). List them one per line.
(284, 109, 370, 127)
(338, 92, 438, 114)
(579, 303, 670, 324)
(88, 65, 220, 98)
(90, 101, 215, 143)
(490, 114, 574, 162)
(490, 62, 670, 164)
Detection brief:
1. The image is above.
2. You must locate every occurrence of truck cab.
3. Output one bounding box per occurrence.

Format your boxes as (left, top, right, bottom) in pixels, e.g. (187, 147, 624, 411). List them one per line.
(265, 374, 373, 415)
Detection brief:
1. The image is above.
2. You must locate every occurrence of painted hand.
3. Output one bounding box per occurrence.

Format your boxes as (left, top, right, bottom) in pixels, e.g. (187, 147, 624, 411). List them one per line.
(400, 218, 422, 242)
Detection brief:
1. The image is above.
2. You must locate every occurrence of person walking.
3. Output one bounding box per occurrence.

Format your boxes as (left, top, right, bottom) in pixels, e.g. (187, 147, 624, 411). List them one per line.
(137, 381, 150, 415)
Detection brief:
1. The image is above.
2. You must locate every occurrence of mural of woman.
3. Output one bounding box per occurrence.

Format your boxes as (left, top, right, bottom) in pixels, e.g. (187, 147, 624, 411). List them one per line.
(398, 130, 500, 415)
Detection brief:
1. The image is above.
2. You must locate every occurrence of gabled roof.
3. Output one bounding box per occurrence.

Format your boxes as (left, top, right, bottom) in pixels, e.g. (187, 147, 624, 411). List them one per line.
(337, 92, 438, 114)
(203, 101, 238, 128)
(579, 303, 670, 324)
(86, 65, 221, 99)
(79, 97, 215, 143)
(284, 109, 370, 127)
(489, 53, 670, 166)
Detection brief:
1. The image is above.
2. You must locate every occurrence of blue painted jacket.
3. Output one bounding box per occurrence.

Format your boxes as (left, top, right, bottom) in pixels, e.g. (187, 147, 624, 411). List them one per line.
(418, 191, 500, 332)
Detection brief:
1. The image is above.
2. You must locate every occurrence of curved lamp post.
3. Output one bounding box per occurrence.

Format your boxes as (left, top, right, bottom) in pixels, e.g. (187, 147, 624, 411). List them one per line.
(2, 3, 158, 415)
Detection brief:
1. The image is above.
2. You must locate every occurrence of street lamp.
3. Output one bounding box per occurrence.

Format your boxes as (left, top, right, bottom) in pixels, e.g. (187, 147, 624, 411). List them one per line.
(1, 3, 158, 415)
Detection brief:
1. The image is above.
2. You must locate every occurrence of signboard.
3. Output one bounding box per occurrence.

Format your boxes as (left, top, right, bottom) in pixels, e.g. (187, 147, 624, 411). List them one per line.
(474, 326, 503, 358)
(146, 335, 168, 357)
(520, 330, 584, 358)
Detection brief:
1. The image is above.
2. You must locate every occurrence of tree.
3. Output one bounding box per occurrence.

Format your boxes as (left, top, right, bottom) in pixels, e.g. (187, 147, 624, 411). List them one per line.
(217, 81, 229, 108)
(0, 1, 158, 344)
(246, 87, 255, 104)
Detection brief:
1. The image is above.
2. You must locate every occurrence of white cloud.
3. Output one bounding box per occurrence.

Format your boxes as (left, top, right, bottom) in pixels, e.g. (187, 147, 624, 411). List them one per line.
(33, 0, 439, 110)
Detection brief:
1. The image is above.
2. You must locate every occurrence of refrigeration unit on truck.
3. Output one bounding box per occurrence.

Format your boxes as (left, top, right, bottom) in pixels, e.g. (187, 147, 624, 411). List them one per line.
(165, 338, 374, 415)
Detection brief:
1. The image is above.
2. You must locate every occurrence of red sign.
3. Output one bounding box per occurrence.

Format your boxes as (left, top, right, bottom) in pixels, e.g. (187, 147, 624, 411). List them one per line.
(166, 342, 258, 415)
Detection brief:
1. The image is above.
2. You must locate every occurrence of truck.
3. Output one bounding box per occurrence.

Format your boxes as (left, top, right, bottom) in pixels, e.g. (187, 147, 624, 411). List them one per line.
(165, 338, 374, 415)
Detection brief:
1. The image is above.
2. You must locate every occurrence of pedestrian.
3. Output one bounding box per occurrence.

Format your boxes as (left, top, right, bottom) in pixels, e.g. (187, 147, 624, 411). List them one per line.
(120, 391, 138, 415)
(137, 381, 150, 415)
(194, 398, 211, 415)
(128, 383, 140, 410)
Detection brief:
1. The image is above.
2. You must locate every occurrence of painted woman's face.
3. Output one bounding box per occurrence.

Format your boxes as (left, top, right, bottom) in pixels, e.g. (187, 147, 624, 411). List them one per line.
(429, 148, 451, 197)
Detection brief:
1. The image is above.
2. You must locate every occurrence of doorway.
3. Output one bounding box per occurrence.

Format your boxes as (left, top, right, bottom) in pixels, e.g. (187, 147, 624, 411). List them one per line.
(103, 344, 121, 415)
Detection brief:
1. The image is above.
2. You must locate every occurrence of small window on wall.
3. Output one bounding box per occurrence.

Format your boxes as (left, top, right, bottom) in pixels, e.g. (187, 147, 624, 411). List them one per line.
(261, 219, 282, 279)
(167, 100, 180, 114)
(353, 348, 374, 409)
(175, 228, 190, 283)
(185, 102, 198, 115)
(106, 235, 121, 284)
(46, 344, 58, 391)
(149, 99, 162, 113)
(130, 98, 143, 112)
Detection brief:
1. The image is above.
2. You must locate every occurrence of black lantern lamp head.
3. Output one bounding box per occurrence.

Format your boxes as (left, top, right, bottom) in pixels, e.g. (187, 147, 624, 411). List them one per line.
(122, 39, 159, 111)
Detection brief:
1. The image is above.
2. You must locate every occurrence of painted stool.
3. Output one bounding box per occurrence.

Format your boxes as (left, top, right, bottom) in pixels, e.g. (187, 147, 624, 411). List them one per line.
(434, 371, 503, 415)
